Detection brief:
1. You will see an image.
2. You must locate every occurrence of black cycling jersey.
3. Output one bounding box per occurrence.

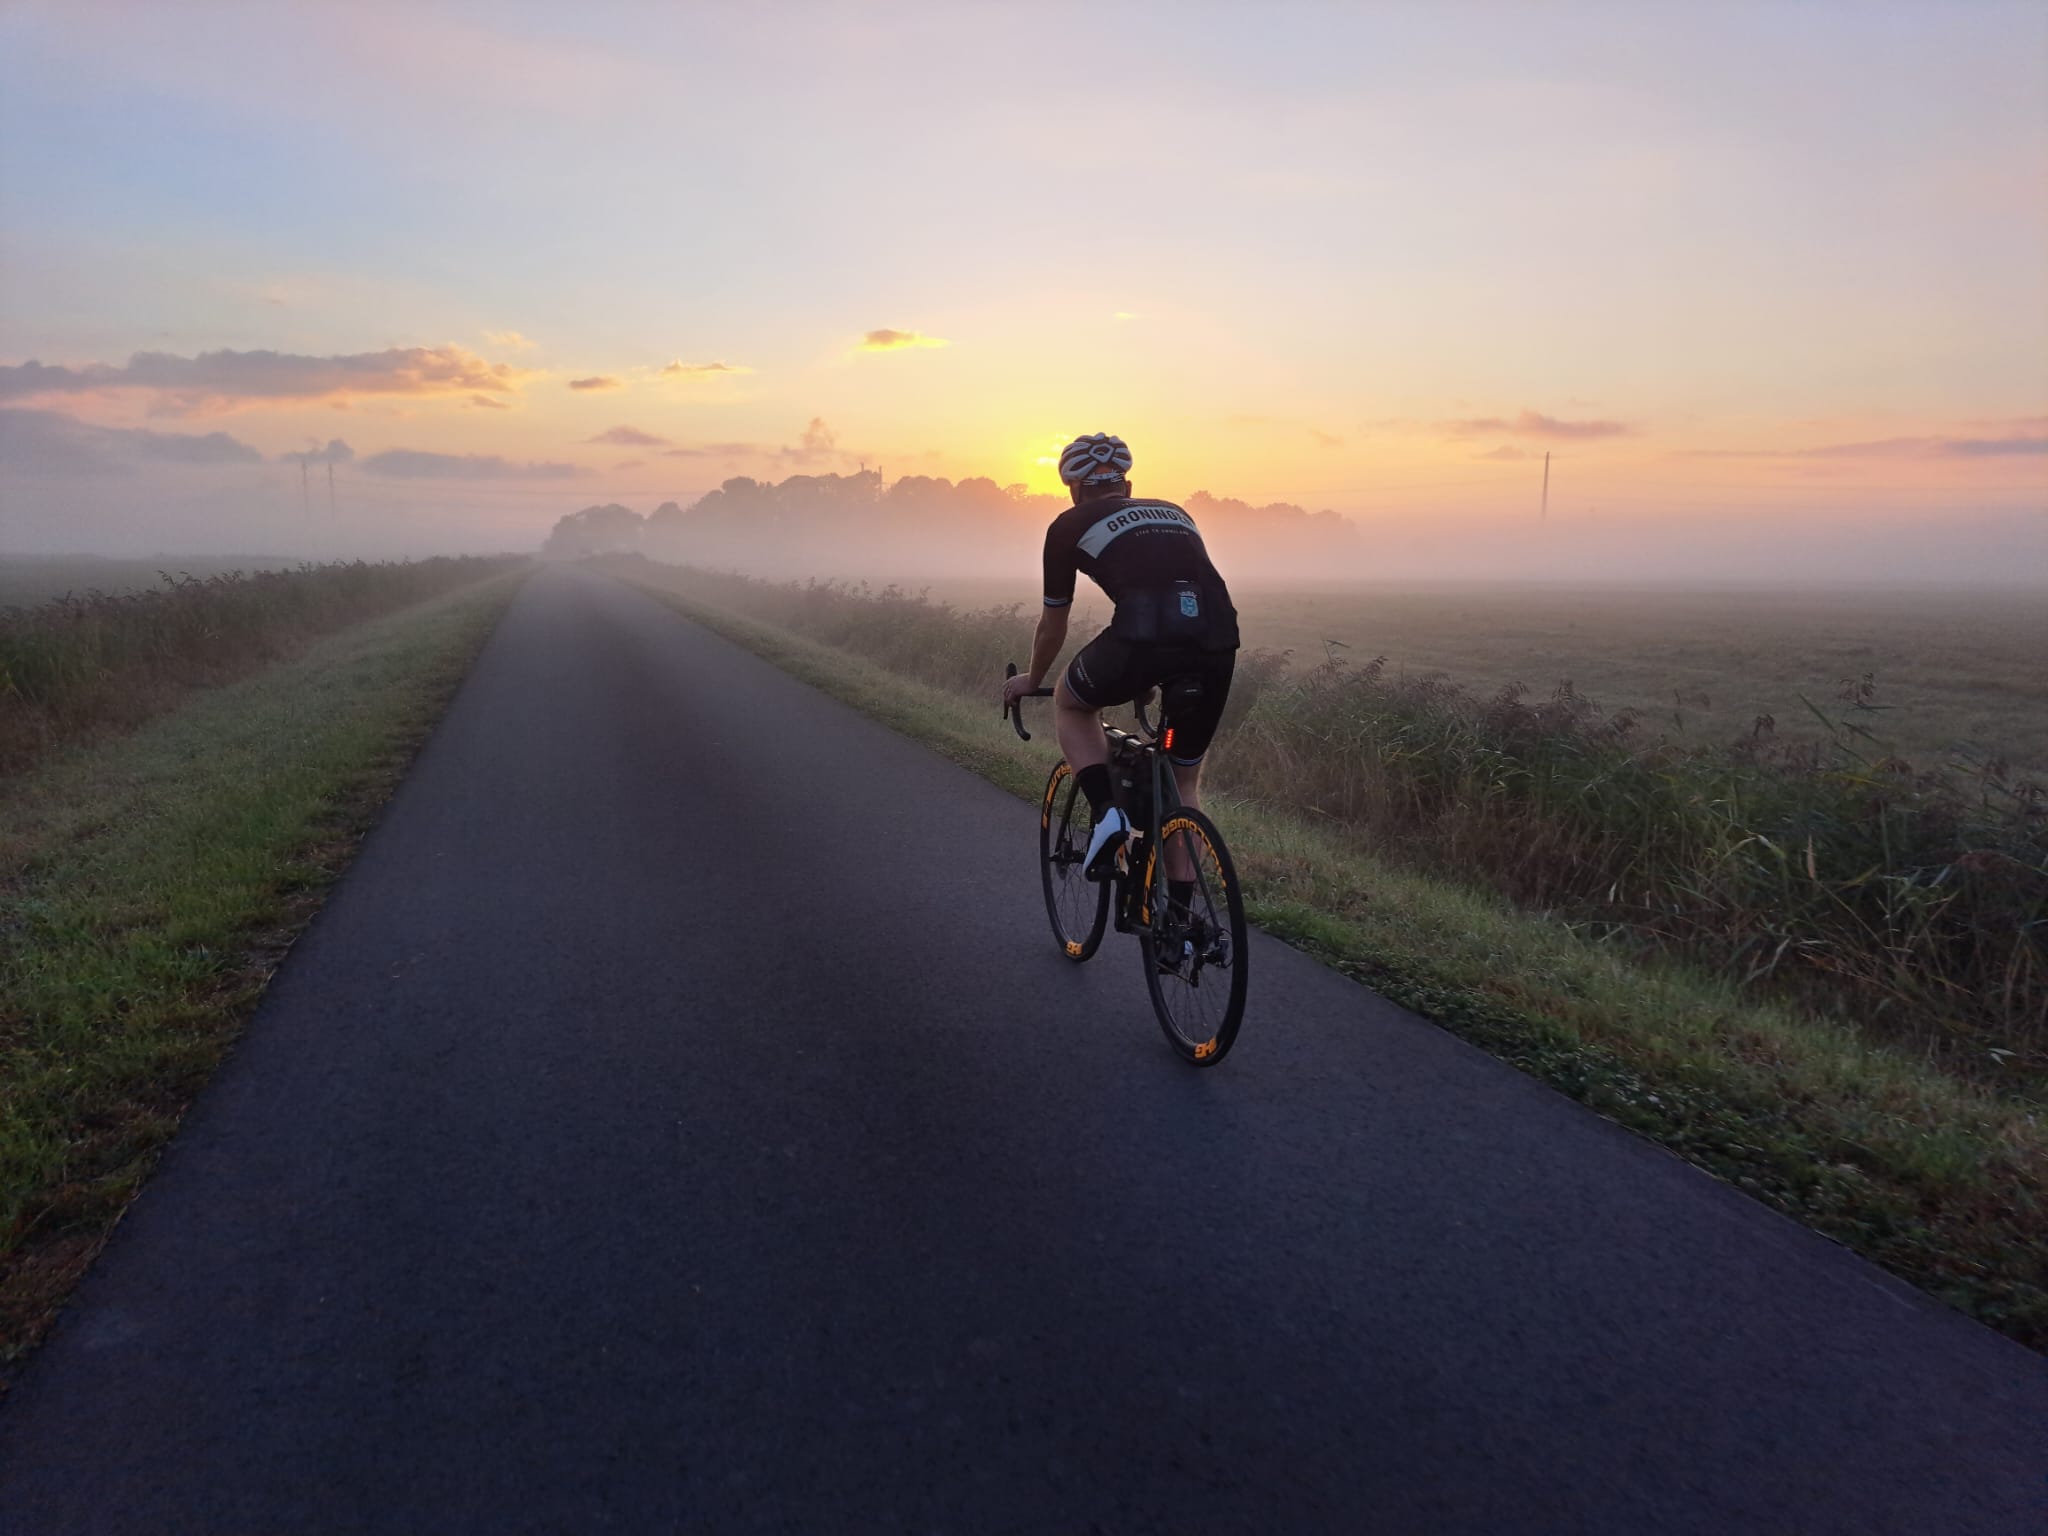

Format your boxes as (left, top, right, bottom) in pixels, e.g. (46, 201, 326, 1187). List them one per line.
(1041, 495, 1237, 643)
(1044, 492, 1241, 765)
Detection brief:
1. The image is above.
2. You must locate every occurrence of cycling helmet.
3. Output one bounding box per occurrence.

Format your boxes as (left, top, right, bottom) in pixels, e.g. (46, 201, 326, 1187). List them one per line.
(1057, 432, 1133, 486)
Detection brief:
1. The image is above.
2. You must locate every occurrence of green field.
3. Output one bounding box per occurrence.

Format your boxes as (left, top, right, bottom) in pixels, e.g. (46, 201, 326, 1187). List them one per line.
(920, 579, 2048, 779)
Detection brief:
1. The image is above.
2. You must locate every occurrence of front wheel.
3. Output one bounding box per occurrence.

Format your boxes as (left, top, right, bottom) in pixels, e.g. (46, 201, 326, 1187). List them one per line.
(1136, 806, 1249, 1065)
(1040, 760, 1109, 961)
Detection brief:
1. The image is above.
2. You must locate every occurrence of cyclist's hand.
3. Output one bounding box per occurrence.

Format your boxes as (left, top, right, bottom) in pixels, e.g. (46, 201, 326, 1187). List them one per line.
(1001, 672, 1038, 709)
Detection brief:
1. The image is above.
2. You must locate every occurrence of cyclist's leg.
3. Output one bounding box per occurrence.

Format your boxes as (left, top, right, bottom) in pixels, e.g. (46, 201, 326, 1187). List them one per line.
(1160, 648, 1236, 884)
(1054, 631, 1137, 803)
(1052, 672, 1110, 776)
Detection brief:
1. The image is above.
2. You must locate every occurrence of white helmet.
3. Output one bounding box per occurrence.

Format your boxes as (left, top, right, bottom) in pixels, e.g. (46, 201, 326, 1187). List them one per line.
(1057, 432, 1133, 486)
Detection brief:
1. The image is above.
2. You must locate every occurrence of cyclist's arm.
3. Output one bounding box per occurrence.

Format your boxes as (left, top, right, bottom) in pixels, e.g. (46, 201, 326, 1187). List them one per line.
(1026, 604, 1069, 689)
(1033, 524, 1077, 687)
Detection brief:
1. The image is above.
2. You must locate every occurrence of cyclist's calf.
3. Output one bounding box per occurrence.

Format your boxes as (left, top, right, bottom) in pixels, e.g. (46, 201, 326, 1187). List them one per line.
(1052, 672, 1112, 774)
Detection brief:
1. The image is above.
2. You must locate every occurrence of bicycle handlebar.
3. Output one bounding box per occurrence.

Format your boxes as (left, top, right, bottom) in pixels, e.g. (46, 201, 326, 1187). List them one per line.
(1003, 661, 1053, 741)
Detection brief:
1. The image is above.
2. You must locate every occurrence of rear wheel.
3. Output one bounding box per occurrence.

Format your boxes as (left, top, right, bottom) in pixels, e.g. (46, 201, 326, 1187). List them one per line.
(1137, 806, 1249, 1065)
(1040, 760, 1109, 961)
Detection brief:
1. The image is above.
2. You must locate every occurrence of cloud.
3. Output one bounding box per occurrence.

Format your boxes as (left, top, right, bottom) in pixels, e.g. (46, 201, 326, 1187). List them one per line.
(470, 394, 509, 409)
(484, 330, 536, 351)
(567, 375, 623, 392)
(0, 346, 531, 409)
(1687, 434, 2048, 460)
(614, 459, 645, 470)
(857, 329, 948, 352)
(661, 359, 749, 376)
(279, 438, 355, 466)
(656, 419, 848, 466)
(0, 407, 263, 474)
(361, 449, 585, 480)
(1447, 409, 1629, 440)
(585, 425, 669, 447)
(661, 442, 769, 458)
(1476, 445, 1532, 460)
(796, 417, 836, 458)
(1686, 438, 1926, 460)
(1943, 435, 2048, 457)
(1309, 428, 1345, 449)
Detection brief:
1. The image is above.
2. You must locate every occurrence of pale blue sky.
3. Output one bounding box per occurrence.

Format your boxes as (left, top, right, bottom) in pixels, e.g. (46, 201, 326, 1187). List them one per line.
(1, 1, 2042, 560)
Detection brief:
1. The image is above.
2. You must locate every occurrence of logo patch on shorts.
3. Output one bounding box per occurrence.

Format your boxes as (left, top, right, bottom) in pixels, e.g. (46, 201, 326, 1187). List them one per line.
(1178, 590, 1200, 619)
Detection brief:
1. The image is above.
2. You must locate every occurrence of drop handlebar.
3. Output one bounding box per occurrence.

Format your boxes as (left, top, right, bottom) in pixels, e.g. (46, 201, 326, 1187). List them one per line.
(1002, 661, 1054, 741)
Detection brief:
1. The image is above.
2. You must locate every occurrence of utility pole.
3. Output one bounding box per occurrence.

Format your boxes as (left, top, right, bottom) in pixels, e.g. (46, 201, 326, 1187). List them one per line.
(1540, 450, 1550, 523)
(327, 460, 336, 515)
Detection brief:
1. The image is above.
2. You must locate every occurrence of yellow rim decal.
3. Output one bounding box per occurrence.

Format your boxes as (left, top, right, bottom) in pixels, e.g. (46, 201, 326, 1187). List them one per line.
(1160, 818, 1230, 892)
(1194, 1038, 1218, 1060)
(1042, 764, 1065, 829)
(1065, 939, 1084, 958)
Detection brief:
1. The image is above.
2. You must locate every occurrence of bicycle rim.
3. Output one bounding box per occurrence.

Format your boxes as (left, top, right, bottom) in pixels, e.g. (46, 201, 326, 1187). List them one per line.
(1137, 807, 1249, 1064)
(1040, 760, 1109, 960)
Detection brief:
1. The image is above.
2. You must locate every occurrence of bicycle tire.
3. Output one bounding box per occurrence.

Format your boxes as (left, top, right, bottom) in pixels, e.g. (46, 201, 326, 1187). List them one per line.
(1039, 759, 1110, 961)
(1136, 805, 1249, 1064)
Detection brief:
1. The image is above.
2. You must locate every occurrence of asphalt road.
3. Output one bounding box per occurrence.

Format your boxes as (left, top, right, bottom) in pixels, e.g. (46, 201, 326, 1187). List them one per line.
(2, 566, 2042, 1534)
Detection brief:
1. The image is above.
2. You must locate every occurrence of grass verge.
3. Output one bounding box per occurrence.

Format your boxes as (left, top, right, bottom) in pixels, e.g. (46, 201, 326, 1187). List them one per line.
(616, 568, 2047, 1351)
(0, 572, 522, 1374)
(1, 555, 527, 775)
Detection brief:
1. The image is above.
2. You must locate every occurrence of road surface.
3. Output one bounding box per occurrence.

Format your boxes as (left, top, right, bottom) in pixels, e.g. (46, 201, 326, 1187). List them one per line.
(2, 566, 2042, 1533)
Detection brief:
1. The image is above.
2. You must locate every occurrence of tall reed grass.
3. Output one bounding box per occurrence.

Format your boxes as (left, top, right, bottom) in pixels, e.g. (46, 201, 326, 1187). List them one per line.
(0, 557, 526, 773)
(620, 559, 2047, 1069)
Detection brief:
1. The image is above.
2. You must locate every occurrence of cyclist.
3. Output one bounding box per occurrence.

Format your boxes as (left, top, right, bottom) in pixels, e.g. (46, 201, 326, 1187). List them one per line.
(1000, 432, 1240, 887)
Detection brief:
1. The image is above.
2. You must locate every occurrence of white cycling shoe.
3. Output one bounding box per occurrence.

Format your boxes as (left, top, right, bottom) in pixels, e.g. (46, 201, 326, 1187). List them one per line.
(1083, 807, 1128, 879)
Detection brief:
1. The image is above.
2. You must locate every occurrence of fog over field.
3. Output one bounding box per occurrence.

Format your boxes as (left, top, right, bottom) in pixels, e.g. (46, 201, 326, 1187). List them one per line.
(524, 469, 2046, 587)
(6, 447, 2042, 590)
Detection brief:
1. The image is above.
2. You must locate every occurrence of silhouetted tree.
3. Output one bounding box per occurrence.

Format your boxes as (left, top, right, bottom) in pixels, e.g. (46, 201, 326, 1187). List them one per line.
(542, 503, 645, 557)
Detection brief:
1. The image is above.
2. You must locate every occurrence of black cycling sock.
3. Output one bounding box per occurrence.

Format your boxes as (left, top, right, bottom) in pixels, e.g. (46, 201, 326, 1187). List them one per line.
(1076, 763, 1114, 817)
(1168, 878, 1196, 915)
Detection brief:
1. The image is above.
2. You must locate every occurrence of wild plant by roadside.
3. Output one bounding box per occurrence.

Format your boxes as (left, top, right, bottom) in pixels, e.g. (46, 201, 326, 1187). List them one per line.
(0, 557, 526, 773)
(1215, 652, 2046, 1067)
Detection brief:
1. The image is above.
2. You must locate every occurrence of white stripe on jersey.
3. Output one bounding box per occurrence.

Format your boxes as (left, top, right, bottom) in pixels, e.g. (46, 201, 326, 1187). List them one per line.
(1075, 501, 1200, 560)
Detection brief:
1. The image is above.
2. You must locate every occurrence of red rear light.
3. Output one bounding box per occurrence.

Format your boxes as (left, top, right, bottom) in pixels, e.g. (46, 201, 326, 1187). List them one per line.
(1163, 727, 1175, 751)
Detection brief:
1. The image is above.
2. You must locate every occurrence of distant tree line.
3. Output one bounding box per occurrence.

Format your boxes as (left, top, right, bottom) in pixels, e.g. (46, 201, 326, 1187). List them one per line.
(541, 469, 1361, 579)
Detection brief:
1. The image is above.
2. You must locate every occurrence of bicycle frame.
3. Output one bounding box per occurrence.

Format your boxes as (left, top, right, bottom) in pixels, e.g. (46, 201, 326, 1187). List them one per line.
(1004, 664, 1183, 931)
(1100, 724, 1181, 932)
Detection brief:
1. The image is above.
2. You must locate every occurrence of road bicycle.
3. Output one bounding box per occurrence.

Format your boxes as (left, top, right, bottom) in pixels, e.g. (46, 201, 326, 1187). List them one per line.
(1004, 664, 1249, 1066)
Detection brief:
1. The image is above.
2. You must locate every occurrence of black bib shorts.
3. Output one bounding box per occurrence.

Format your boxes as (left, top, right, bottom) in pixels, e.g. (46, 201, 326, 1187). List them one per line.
(1064, 636, 1236, 767)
